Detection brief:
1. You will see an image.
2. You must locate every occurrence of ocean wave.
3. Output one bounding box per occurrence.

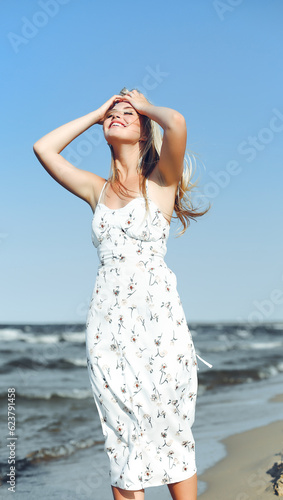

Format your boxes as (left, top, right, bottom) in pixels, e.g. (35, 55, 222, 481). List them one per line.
(0, 356, 87, 374)
(0, 328, 27, 341)
(189, 329, 198, 337)
(0, 388, 93, 402)
(0, 324, 86, 341)
(198, 362, 283, 390)
(0, 329, 61, 343)
(240, 341, 283, 350)
(272, 323, 283, 330)
(0, 330, 86, 344)
(196, 339, 283, 353)
(235, 328, 252, 338)
(66, 357, 87, 367)
(25, 437, 103, 463)
(201, 344, 230, 353)
(0, 437, 104, 480)
(61, 332, 86, 343)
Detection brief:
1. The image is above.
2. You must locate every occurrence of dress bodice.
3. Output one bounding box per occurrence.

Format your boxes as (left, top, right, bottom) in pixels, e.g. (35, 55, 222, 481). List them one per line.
(91, 178, 170, 267)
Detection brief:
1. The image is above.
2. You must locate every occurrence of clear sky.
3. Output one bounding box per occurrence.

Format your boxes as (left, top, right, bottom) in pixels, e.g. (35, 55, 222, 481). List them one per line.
(1, 0, 283, 325)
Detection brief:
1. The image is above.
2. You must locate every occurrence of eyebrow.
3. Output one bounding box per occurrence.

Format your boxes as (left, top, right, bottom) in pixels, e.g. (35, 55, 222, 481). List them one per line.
(106, 104, 135, 113)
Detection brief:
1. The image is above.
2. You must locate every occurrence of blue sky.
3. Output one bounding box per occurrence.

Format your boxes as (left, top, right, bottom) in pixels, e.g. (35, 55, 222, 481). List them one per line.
(1, 0, 283, 324)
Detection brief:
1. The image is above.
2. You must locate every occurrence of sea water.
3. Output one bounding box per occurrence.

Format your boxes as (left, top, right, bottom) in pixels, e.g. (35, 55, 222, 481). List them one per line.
(0, 322, 283, 499)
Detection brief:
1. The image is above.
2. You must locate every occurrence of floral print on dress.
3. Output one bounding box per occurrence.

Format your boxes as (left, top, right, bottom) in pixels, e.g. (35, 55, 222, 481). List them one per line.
(85, 177, 198, 490)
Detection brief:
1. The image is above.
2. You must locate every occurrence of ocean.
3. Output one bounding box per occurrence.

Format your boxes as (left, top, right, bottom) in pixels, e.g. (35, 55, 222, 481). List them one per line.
(1, 322, 283, 499)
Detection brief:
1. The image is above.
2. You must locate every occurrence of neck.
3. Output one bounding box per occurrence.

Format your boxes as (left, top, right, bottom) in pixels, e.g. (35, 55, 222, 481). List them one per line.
(111, 143, 142, 181)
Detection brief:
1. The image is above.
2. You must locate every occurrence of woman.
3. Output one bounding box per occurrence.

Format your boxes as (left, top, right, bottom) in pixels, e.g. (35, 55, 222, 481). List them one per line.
(33, 88, 211, 500)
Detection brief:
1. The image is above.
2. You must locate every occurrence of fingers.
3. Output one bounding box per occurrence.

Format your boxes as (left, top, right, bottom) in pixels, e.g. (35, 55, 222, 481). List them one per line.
(111, 94, 124, 103)
(105, 90, 146, 114)
(126, 90, 141, 98)
(109, 90, 142, 104)
(110, 90, 143, 106)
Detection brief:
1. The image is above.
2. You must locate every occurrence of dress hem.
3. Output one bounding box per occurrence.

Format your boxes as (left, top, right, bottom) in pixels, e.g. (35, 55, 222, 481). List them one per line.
(110, 467, 197, 491)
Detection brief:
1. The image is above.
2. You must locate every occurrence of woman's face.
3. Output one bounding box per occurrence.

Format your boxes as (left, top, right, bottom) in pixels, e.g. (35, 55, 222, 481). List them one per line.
(103, 101, 144, 146)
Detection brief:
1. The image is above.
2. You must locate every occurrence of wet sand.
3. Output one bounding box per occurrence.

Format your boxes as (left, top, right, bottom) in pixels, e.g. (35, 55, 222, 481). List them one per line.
(198, 419, 283, 500)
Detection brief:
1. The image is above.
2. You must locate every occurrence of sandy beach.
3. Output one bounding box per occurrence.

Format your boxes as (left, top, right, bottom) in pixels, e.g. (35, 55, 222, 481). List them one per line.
(198, 419, 283, 500)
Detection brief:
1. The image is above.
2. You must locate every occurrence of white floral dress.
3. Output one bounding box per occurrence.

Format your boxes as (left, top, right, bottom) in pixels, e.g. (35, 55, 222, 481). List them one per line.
(85, 177, 198, 491)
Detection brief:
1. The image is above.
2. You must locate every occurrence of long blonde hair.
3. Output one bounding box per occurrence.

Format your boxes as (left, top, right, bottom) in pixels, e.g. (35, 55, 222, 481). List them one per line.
(105, 87, 211, 237)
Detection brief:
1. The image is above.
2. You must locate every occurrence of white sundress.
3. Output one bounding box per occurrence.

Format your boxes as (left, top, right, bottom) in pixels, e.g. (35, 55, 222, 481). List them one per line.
(85, 176, 199, 491)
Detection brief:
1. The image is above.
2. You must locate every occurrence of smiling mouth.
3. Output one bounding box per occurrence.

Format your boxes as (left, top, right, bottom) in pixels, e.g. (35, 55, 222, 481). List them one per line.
(110, 122, 125, 128)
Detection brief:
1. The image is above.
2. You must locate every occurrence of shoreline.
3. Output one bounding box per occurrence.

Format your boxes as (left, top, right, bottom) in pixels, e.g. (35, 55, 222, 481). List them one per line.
(198, 419, 283, 499)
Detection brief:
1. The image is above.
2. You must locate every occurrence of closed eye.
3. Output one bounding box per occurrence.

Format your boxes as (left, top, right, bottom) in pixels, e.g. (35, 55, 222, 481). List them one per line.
(106, 111, 134, 118)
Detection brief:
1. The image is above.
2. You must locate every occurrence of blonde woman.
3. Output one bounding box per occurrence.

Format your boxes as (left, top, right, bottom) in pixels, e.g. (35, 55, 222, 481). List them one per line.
(33, 88, 211, 500)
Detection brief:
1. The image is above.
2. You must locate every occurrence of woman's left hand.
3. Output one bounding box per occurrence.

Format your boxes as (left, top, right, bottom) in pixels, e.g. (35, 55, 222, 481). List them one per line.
(117, 90, 152, 115)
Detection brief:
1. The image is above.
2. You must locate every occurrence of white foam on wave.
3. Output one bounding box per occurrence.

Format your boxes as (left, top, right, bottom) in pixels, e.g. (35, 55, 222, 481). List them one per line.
(0, 328, 25, 341)
(54, 389, 92, 399)
(0, 329, 61, 343)
(2, 388, 93, 400)
(259, 366, 281, 379)
(61, 332, 85, 343)
(26, 437, 100, 463)
(236, 328, 251, 338)
(65, 358, 87, 367)
(243, 341, 283, 350)
(25, 334, 61, 344)
(0, 328, 86, 344)
(269, 323, 283, 330)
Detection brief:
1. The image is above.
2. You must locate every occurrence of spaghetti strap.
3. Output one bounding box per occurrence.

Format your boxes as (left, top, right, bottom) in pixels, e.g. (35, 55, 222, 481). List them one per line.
(98, 180, 107, 205)
(146, 177, 149, 195)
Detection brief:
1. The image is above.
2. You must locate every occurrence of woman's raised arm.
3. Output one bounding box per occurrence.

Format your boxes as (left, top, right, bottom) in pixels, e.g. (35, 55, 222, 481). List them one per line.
(33, 95, 122, 210)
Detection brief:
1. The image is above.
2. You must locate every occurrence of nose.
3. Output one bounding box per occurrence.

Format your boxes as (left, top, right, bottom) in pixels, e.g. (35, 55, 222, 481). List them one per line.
(112, 112, 120, 121)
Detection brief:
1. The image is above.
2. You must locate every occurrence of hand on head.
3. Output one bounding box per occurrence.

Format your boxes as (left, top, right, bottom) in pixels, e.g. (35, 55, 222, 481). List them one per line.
(116, 89, 150, 116)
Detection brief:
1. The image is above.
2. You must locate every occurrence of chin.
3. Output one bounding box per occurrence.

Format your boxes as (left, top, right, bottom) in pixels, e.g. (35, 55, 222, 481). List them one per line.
(106, 135, 139, 146)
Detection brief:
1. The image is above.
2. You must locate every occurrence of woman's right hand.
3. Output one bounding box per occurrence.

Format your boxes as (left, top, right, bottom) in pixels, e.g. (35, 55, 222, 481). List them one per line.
(96, 95, 123, 125)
